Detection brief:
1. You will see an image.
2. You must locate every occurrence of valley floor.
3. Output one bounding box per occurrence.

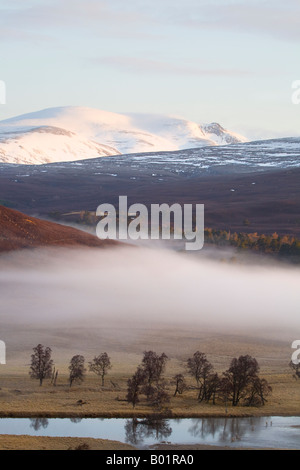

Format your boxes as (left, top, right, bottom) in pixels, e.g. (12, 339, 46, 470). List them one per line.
(0, 370, 299, 418)
(0, 330, 299, 450)
(0, 326, 299, 417)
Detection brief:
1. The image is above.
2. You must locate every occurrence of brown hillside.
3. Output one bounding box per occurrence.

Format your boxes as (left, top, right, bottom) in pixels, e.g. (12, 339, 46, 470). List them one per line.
(0, 205, 116, 252)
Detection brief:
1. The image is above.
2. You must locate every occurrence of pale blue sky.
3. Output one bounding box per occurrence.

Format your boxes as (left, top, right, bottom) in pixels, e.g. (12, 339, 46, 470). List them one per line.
(0, 0, 299, 139)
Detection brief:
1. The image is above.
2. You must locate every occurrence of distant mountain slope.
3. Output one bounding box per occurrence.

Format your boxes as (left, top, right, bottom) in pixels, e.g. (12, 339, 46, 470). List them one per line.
(0, 124, 120, 165)
(0, 205, 117, 252)
(1, 135, 300, 237)
(0, 106, 247, 164)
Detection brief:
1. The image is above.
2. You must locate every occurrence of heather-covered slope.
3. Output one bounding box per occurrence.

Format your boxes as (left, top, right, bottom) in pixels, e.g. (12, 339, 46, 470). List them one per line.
(0, 205, 116, 252)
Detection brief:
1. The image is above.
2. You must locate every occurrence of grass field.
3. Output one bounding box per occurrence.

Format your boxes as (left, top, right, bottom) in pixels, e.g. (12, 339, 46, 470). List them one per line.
(0, 434, 135, 450)
(0, 328, 299, 418)
(0, 301, 299, 451)
(0, 372, 299, 418)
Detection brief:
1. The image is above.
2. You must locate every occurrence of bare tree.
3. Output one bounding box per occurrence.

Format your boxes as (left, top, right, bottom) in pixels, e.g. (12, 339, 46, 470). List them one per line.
(142, 351, 168, 385)
(51, 367, 56, 385)
(127, 366, 146, 409)
(187, 351, 213, 401)
(219, 376, 232, 412)
(53, 370, 58, 387)
(244, 376, 272, 407)
(69, 355, 86, 387)
(89, 353, 112, 386)
(205, 373, 221, 404)
(29, 344, 53, 386)
(223, 355, 259, 406)
(172, 374, 187, 397)
(51, 367, 58, 386)
(290, 360, 300, 380)
(141, 383, 156, 401)
(147, 383, 170, 411)
(30, 418, 49, 431)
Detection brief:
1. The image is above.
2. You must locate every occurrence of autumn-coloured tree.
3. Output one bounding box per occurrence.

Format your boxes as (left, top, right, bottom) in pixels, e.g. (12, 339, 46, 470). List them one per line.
(29, 344, 53, 386)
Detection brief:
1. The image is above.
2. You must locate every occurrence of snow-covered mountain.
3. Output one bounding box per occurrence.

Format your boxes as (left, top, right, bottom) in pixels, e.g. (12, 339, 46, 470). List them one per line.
(0, 106, 247, 165)
(0, 125, 121, 165)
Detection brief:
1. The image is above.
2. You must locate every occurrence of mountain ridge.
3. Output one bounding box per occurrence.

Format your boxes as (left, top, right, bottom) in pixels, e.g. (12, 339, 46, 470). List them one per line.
(0, 106, 247, 165)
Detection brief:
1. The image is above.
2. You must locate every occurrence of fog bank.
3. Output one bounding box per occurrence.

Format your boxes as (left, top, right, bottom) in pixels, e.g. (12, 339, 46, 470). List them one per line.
(0, 246, 299, 338)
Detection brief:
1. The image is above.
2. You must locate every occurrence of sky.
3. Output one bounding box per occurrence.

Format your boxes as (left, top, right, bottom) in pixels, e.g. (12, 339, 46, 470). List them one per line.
(0, 0, 300, 140)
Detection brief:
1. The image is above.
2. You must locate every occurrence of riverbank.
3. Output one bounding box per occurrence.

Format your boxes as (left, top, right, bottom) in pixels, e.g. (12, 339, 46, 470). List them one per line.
(0, 434, 135, 450)
(1, 327, 298, 421)
(0, 434, 262, 450)
(0, 435, 257, 450)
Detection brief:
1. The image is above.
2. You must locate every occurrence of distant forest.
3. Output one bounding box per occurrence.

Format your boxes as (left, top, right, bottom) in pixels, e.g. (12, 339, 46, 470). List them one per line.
(49, 210, 300, 263)
(204, 228, 300, 262)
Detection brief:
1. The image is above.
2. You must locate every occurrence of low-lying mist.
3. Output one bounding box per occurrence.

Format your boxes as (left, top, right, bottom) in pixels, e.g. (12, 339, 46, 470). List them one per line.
(0, 245, 299, 340)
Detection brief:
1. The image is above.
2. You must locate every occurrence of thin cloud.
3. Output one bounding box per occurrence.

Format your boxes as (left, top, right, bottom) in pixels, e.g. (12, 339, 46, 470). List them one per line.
(0, 0, 153, 42)
(166, 0, 300, 42)
(91, 56, 250, 77)
(2, 0, 299, 44)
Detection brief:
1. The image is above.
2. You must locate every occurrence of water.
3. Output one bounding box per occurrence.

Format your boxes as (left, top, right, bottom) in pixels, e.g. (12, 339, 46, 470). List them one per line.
(0, 416, 299, 449)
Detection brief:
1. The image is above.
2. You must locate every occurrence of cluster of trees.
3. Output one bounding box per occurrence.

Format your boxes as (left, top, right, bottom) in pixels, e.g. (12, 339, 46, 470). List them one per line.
(29, 345, 111, 387)
(204, 228, 300, 260)
(127, 351, 272, 410)
(186, 352, 272, 408)
(127, 351, 169, 410)
(29, 345, 275, 410)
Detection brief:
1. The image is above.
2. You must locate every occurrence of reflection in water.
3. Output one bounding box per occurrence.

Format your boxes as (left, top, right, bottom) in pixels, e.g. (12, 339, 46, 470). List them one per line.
(125, 416, 267, 446)
(0, 416, 298, 448)
(125, 418, 142, 446)
(188, 417, 263, 443)
(70, 418, 82, 423)
(125, 418, 172, 445)
(29, 418, 49, 431)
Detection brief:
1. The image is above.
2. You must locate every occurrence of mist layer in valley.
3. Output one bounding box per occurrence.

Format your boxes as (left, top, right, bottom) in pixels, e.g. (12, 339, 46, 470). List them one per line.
(0, 246, 299, 368)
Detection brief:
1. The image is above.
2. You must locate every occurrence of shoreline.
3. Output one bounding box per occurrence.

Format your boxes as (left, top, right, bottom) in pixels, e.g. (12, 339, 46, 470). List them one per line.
(0, 434, 136, 450)
(0, 411, 299, 419)
(0, 433, 264, 451)
(0, 434, 288, 451)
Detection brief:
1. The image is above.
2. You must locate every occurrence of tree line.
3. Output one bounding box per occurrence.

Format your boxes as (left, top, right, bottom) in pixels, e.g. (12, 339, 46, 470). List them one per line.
(29, 345, 275, 410)
(126, 351, 272, 410)
(204, 228, 300, 260)
(47, 209, 300, 262)
(29, 344, 111, 387)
